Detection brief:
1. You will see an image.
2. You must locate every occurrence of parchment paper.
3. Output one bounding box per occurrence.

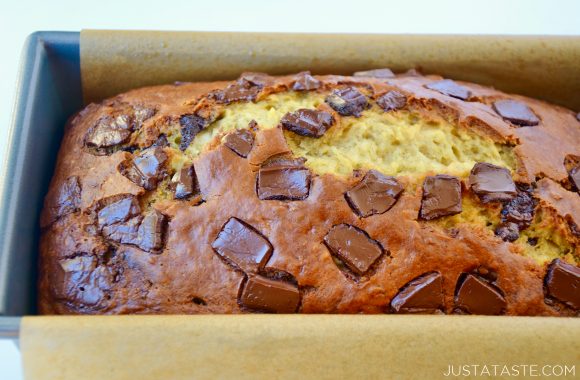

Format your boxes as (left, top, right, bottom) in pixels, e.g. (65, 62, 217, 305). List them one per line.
(21, 315, 580, 380)
(81, 30, 580, 110)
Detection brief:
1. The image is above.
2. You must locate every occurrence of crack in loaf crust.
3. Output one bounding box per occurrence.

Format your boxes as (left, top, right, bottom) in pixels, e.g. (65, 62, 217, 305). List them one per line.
(38, 70, 580, 316)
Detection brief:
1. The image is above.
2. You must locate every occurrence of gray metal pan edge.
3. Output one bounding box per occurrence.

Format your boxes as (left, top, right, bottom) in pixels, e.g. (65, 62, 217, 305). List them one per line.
(0, 32, 82, 336)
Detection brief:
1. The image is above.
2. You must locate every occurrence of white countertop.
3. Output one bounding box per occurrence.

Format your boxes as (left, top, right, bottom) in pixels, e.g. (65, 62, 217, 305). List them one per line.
(1, 0, 579, 378)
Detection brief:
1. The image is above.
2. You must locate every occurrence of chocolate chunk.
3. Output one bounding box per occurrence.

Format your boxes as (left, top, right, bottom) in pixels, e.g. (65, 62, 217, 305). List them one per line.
(132, 106, 156, 124)
(102, 216, 141, 245)
(500, 186, 535, 229)
(85, 115, 133, 149)
(136, 210, 167, 252)
(469, 162, 517, 203)
(345, 170, 404, 217)
(455, 274, 506, 315)
(213, 78, 262, 104)
(425, 79, 472, 101)
(212, 218, 273, 273)
(97, 196, 141, 228)
(376, 91, 407, 112)
(179, 114, 208, 151)
(545, 259, 580, 310)
(280, 109, 334, 138)
(493, 100, 539, 126)
(257, 159, 311, 201)
(353, 68, 395, 79)
(41, 176, 82, 227)
(119, 147, 167, 190)
(240, 72, 273, 87)
(152, 134, 169, 147)
(57, 255, 113, 306)
(224, 129, 255, 157)
(239, 275, 300, 313)
(569, 165, 580, 191)
(173, 164, 199, 199)
(390, 272, 444, 313)
(494, 222, 520, 242)
(419, 175, 462, 220)
(325, 87, 369, 117)
(323, 224, 385, 276)
(292, 71, 321, 91)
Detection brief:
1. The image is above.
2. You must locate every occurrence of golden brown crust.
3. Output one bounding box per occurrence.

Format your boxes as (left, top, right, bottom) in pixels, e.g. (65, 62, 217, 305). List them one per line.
(38, 72, 579, 316)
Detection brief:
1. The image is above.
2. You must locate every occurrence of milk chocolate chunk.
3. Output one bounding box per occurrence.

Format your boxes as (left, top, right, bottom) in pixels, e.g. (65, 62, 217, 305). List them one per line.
(280, 109, 335, 138)
(239, 275, 300, 313)
(345, 170, 404, 217)
(257, 159, 311, 201)
(469, 162, 517, 203)
(224, 129, 255, 157)
(136, 210, 167, 252)
(545, 259, 580, 310)
(353, 68, 395, 79)
(419, 175, 462, 220)
(323, 224, 384, 276)
(390, 272, 444, 313)
(425, 79, 471, 101)
(41, 176, 82, 227)
(376, 91, 407, 112)
(119, 147, 167, 190)
(455, 274, 506, 315)
(494, 222, 520, 242)
(325, 87, 369, 117)
(85, 114, 133, 149)
(173, 164, 198, 199)
(493, 99, 539, 126)
(213, 78, 262, 104)
(97, 196, 141, 228)
(212, 218, 273, 273)
(292, 71, 321, 91)
(179, 114, 208, 151)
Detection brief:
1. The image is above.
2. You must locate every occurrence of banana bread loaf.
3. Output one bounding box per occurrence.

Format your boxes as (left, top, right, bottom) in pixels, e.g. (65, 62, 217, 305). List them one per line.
(39, 69, 580, 316)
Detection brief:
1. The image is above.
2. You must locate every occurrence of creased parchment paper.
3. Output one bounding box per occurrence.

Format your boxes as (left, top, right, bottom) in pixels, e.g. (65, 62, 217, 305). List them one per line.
(81, 30, 580, 110)
(21, 315, 580, 380)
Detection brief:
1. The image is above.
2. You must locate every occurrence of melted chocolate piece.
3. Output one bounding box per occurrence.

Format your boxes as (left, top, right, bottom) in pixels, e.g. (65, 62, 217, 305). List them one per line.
(545, 259, 580, 310)
(494, 222, 520, 242)
(390, 272, 444, 313)
(212, 218, 273, 273)
(376, 91, 407, 112)
(85, 115, 133, 149)
(119, 147, 167, 190)
(179, 114, 208, 151)
(419, 175, 462, 220)
(239, 275, 300, 313)
(257, 159, 311, 201)
(136, 210, 167, 252)
(425, 79, 471, 101)
(353, 68, 395, 79)
(455, 274, 506, 315)
(97, 196, 141, 228)
(280, 109, 334, 138)
(325, 87, 369, 117)
(323, 224, 385, 276)
(224, 129, 255, 157)
(493, 100, 539, 126)
(213, 78, 262, 104)
(500, 186, 535, 229)
(345, 170, 404, 217)
(173, 164, 199, 200)
(292, 71, 321, 91)
(469, 162, 517, 203)
(41, 176, 82, 227)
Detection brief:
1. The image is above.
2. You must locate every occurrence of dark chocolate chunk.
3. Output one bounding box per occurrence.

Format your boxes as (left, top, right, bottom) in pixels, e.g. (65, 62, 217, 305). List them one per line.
(136, 210, 167, 252)
(493, 100, 539, 126)
(425, 79, 472, 101)
(455, 274, 506, 315)
(469, 162, 517, 203)
(179, 114, 208, 151)
(353, 68, 395, 79)
(494, 222, 520, 242)
(119, 147, 167, 190)
(292, 71, 321, 91)
(257, 159, 311, 201)
(41, 176, 82, 227)
(345, 170, 404, 217)
(545, 259, 580, 310)
(224, 129, 255, 157)
(57, 254, 114, 306)
(213, 78, 262, 104)
(173, 164, 199, 199)
(85, 115, 133, 149)
(376, 91, 407, 112)
(419, 175, 462, 220)
(280, 109, 334, 138)
(97, 196, 141, 228)
(325, 87, 369, 117)
(390, 272, 444, 313)
(500, 186, 535, 229)
(239, 275, 300, 313)
(212, 218, 273, 273)
(323, 224, 384, 276)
